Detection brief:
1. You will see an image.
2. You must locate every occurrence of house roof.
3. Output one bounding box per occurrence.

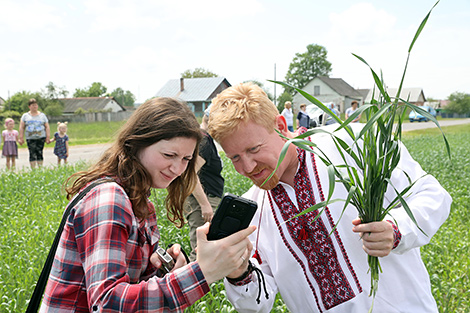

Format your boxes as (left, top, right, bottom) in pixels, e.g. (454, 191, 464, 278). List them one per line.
(59, 97, 125, 114)
(364, 87, 426, 103)
(155, 77, 231, 102)
(316, 76, 362, 98)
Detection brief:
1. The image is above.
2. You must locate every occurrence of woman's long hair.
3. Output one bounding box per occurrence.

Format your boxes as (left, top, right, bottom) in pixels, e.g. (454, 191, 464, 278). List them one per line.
(66, 97, 202, 227)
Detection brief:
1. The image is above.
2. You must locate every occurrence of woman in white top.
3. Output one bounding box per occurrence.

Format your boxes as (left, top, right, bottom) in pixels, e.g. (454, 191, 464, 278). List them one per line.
(281, 101, 294, 132)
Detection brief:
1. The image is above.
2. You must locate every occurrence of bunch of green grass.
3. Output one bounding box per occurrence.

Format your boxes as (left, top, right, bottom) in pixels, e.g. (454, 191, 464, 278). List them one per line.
(268, 1, 449, 308)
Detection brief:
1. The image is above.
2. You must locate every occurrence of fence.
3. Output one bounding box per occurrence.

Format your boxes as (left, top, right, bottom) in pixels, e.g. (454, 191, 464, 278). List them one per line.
(440, 112, 470, 118)
(48, 111, 134, 123)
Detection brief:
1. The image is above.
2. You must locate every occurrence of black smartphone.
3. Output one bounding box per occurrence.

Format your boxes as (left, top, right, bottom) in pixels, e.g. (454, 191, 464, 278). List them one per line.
(207, 193, 258, 241)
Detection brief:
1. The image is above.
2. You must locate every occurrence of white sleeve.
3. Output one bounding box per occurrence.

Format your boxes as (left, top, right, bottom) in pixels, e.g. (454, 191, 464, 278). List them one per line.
(224, 258, 278, 313)
(385, 142, 451, 254)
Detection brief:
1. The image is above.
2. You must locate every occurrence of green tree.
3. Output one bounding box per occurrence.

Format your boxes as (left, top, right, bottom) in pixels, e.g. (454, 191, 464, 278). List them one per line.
(42, 81, 69, 99)
(110, 87, 136, 107)
(446, 92, 470, 114)
(5, 91, 42, 113)
(284, 44, 332, 94)
(74, 82, 107, 97)
(181, 68, 218, 78)
(277, 91, 293, 113)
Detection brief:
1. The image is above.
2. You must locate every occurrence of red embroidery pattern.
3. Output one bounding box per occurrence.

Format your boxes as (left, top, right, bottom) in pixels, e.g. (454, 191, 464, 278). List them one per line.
(270, 148, 355, 310)
(310, 154, 362, 293)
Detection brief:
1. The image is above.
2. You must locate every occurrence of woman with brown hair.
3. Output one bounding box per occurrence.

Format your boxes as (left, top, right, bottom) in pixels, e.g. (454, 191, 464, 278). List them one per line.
(40, 97, 254, 312)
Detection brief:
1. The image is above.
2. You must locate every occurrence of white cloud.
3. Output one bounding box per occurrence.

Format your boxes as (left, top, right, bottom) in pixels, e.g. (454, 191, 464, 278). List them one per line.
(0, 0, 63, 32)
(83, 0, 161, 32)
(82, 0, 264, 32)
(328, 2, 397, 45)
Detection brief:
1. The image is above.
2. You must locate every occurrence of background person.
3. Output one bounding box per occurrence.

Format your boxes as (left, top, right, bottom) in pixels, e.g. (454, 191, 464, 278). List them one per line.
(184, 109, 225, 261)
(2, 118, 19, 170)
(50, 122, 69, 165)
(18, 98, 50, 168)
(296, 103, 310, 129)
(345, 100, 361, 123)
(40, 98, 255, 312)
(207, 83, 451, 313)
(281, 101, 294, 132)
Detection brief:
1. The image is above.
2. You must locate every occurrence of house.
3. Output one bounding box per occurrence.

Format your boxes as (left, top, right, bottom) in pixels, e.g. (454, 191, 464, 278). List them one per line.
(363, 87, 426, 106)
(59, 97, 126, 115)
(0, 96, 5, 110)
(293, 76, 363, 113)
(155, 77, 231, 117)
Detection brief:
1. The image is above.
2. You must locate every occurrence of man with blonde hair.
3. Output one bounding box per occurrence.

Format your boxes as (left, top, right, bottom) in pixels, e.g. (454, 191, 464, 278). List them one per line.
(208, 82, 451, 313)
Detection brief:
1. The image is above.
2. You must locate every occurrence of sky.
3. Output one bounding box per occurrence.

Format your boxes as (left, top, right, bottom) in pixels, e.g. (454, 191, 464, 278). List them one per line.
(1, 0, 469, 104)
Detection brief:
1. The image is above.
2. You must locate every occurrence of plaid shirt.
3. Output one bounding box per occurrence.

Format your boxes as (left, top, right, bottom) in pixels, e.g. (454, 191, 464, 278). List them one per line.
(40, 181, 209, 312)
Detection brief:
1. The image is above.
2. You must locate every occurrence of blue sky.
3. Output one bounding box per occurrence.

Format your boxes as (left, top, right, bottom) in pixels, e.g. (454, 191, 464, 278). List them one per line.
(1, 0, 468, 103)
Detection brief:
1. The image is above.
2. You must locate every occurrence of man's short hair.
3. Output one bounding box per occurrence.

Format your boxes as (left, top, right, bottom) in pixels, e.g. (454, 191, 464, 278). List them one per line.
(300, 103, 307, 108)
(208, 82, 279, 142)
(351, 100, 359, 105)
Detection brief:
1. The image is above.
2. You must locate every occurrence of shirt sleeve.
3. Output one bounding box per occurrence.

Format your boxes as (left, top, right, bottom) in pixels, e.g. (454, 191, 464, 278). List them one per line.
(73, 183, 210, 312)
(385, 142, 452, 254)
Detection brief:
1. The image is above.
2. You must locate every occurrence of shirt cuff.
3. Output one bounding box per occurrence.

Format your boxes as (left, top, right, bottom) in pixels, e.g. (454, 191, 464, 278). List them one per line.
(386, 220, 402, 249)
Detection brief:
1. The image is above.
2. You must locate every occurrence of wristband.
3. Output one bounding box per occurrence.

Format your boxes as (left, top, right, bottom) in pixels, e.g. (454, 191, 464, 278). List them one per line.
(226, 261, 254, 286)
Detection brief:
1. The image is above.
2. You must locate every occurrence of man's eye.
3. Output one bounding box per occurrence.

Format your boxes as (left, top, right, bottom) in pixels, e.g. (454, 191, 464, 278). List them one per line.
(250, 146, 260, 153)
(230, 156, 240, 162)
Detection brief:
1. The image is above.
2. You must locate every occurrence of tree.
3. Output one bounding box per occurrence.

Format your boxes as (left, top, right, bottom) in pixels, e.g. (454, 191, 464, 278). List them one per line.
(74, 82, 107, 97)
(181, 68, 218, 78)
(284, 44, 332, 94)
(110, 87, 136, 107)
(42, 81, 69, 99)
(446, 92, 470, 114)
(5, 90, 42, 113)
(277, 91, 293, 113)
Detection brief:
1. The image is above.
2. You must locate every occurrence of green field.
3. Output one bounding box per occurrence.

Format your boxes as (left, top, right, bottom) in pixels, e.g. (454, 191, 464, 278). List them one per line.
(0, 124, 469, 312)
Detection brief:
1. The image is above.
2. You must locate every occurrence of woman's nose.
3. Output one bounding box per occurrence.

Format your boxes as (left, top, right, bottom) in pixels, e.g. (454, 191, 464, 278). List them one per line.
(170, 160, 188, 176)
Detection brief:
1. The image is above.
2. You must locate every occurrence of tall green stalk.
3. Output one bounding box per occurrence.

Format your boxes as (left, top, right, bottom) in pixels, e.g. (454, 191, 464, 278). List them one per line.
(266, 1, 450, 310)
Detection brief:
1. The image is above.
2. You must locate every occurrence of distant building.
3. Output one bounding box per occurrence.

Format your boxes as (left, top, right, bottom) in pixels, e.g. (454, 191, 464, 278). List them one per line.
(293, 76, 363, 113)
(155, 77, 231, 117)
(59, 97, 126, 115)
(363, 87, 426, 106)
(0, 96, 5, 110)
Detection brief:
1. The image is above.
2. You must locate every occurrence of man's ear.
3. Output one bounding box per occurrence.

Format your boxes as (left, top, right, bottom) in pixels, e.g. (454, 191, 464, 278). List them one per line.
(275, 115, 289, 135)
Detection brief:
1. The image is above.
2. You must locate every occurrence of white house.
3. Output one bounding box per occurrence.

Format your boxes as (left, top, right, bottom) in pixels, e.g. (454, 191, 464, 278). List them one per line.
(293, 76, 363, 113)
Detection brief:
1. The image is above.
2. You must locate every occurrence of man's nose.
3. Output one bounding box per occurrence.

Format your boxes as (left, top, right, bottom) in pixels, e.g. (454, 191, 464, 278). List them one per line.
(240, 156, 256, 175)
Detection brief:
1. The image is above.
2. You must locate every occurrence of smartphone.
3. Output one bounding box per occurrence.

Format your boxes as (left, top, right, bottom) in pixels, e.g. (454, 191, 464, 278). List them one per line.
(207, 193, 258, 241)
(156, 246, 175, 274)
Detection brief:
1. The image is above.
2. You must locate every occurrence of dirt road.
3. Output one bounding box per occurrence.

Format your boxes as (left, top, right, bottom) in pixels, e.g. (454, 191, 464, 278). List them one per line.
(2, 118, 469, 171)
(0, 143, 111, 171)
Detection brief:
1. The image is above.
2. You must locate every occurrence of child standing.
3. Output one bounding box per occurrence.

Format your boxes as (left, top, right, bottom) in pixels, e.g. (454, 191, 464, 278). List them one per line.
(50, 122, 69, 165)
(2, 118, 19, 169)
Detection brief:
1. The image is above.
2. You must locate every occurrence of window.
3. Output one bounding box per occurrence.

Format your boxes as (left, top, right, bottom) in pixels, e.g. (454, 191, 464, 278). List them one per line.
(314, 86, 320, 96)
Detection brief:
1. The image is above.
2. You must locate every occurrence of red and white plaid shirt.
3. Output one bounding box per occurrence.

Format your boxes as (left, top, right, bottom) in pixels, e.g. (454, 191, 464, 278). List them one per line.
(40, 181, 209, 312)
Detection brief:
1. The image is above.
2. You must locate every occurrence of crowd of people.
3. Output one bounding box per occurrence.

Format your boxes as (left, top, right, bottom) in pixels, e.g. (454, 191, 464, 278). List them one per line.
(3, 91, 451, 312)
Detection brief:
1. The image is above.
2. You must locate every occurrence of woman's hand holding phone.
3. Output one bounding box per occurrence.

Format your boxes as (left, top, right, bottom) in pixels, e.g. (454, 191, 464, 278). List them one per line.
(196, 222, 255, 285)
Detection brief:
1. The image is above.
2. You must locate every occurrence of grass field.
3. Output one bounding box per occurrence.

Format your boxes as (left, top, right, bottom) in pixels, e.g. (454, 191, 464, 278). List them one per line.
(0, 124, 469, 312)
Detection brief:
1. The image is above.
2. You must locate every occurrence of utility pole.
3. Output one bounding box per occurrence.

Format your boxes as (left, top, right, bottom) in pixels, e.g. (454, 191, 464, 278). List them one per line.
(274, 63, 277, 106)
